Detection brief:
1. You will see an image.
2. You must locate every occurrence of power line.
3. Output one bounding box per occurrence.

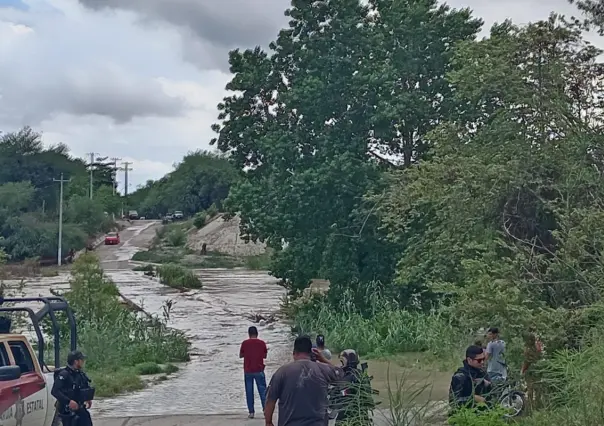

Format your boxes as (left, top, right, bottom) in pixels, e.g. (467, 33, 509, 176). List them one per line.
(53, 173, 70, 266)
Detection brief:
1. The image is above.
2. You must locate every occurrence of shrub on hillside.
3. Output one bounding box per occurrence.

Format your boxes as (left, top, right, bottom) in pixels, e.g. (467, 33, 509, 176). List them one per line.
(193, 212, 207, 229)
(206, 204, 219, 218)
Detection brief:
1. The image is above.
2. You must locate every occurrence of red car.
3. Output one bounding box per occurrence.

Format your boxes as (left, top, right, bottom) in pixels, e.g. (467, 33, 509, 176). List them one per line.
(104, 232, 120, 245)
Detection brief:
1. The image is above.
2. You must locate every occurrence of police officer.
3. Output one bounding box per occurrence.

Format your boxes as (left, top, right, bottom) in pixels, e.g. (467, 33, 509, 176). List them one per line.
(51, 350, 94, 426)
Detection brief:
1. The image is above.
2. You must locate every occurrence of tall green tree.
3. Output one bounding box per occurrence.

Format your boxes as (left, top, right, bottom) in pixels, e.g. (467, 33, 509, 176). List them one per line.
(212, 0, 481, 295)
(379, 16, 604, 341)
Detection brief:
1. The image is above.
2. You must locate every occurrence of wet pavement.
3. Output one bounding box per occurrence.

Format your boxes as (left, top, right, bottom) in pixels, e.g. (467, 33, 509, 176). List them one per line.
(4, 221, 448, 424)
(4, 221, 293, 418)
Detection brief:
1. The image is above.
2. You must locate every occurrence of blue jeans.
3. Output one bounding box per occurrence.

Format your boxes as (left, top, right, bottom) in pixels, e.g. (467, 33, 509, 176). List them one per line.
(244, 371, 267, 414)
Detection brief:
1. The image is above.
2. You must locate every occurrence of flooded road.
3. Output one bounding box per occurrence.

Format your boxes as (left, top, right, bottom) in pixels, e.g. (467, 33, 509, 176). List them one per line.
(5, 221, 292, 417)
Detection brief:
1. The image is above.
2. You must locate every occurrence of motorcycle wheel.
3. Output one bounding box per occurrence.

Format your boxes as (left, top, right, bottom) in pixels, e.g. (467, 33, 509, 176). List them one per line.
(499, 390, 526, 417)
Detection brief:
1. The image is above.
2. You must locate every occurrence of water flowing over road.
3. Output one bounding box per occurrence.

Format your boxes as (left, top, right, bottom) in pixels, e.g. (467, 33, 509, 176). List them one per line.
(5, 221, 293, 418)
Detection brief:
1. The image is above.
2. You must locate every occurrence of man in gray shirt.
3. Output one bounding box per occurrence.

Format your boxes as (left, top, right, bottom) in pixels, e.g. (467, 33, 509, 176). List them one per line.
(485, 327, 507, 383)
(264, 335, 342, 426)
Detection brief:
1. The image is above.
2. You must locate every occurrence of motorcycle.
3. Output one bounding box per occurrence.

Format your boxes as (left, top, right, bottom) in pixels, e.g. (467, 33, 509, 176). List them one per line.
(491, 379, 526, 418)
(327, 354, 380, 425)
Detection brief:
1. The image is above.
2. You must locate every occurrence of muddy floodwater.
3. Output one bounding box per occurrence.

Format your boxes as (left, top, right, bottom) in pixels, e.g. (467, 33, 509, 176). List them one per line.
(4, 221, 292, 417)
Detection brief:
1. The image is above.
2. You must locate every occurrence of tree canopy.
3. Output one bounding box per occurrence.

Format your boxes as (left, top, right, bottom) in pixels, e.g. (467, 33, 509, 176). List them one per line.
(128, 150, 237, 219)
(212, 0, 482, 295)
(0, 127, 119, 261)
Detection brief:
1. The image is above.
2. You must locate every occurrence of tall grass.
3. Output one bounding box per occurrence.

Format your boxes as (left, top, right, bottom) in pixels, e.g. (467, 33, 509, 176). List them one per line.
(292, 287, 464, 359)
(517, 329, 604, 425)
(157, 263, 202, 289)
(58, 253, 190, 396)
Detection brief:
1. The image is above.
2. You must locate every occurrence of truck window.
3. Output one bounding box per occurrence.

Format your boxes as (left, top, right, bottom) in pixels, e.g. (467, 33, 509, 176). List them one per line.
(0, 343, 9, 367)
(8, 341, 35, 374)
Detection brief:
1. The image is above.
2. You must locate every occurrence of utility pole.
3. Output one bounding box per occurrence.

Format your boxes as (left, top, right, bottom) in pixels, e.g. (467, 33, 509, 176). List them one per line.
(110, 157, 121, 195)
(86, 152, 98, 200)
(122, 162, 132, 197)
(53, 174, 70, 266)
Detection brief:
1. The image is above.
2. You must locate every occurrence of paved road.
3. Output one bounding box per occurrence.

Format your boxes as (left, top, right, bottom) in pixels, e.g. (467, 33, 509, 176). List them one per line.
(91, 221, 447, 425)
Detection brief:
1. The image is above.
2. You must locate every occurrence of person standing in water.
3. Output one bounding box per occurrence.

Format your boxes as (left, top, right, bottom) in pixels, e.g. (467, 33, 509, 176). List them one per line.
(239, 326, 268, 419)
(316, 335, 332, 361)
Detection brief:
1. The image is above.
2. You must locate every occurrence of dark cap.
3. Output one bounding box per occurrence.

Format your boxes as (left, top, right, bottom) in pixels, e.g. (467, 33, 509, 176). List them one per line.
(67, 350, 86, 365)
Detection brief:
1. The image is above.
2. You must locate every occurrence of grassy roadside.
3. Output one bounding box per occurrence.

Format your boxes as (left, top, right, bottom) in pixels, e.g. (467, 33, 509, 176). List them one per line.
(60, 253, 190, 397)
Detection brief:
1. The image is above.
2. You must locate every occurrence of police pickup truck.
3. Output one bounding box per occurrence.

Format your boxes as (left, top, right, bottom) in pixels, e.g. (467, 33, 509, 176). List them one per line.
(0, 297, 78, 426)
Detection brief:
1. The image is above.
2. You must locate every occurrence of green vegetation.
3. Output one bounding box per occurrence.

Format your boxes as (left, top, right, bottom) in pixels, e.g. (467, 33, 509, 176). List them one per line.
(0, 127, 121, 264)
(132, 219, 271, 270)
(157, 263, 202, 289)
(61, 254, 189, 396)
(128, 151, 237, 219)
(209, 0, 604, 422)
(133, 362, 179, 376)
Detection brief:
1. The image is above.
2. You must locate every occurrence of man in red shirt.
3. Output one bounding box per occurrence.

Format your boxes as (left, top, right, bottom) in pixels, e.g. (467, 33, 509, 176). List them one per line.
(239, 326, 268, 418)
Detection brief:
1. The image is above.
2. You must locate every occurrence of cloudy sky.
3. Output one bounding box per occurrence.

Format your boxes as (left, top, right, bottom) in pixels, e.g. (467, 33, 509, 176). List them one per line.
(0, 0, 595, 190)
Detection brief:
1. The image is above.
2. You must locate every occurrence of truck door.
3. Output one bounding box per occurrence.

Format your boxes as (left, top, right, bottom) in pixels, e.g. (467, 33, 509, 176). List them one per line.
(6, 340, 47, 426)
(0, 341, 18, 426)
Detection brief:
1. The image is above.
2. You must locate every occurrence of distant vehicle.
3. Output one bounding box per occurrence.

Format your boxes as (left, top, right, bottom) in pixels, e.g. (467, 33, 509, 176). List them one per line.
(162, 214, 173, 225)
(173, 211, 184, 220)
(104, 232, 120, 245)
(128, 210, 139, 220)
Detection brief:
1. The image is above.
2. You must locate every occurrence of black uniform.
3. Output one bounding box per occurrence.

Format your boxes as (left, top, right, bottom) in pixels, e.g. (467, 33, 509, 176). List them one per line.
(51, 365, 94, 426)
(449, 360, 491, 410)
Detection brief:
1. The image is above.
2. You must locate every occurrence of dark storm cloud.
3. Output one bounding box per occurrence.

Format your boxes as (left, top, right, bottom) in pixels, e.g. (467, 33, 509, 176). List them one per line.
(77, 0, 289, 49)
(0, 65, 187, 125)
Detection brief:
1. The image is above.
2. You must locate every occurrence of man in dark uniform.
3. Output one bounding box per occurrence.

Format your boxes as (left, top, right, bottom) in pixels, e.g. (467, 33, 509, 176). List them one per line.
(51, 350, 94, 426)
(449, 345, 491, 411)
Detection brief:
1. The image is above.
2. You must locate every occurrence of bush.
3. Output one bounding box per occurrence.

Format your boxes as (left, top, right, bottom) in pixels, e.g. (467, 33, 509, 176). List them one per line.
(206, 204, 219, 218)
(167, 229, 186, 247)
(448, 407, 509, 426)
(193, 211, 207, 229)
(60, 254, 190, 396)
(157, 263, 202, 289)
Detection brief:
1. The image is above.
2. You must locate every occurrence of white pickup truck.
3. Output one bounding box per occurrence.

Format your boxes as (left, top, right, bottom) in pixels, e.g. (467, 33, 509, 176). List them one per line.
(0, 297, 78, 426)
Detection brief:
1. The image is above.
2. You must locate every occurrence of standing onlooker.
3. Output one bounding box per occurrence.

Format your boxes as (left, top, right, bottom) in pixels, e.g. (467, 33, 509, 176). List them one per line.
(239, 326, 268, 419)
(264, 335, 342, 426)
(315, 335, 332, 361)
(485, 327, 507, 383)
(522, 328, 544, 409)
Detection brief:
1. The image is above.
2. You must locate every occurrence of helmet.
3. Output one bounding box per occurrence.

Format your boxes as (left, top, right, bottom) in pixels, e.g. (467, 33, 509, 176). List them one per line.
(67, 350, 86, 365)
(339, 349, 359, 369)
